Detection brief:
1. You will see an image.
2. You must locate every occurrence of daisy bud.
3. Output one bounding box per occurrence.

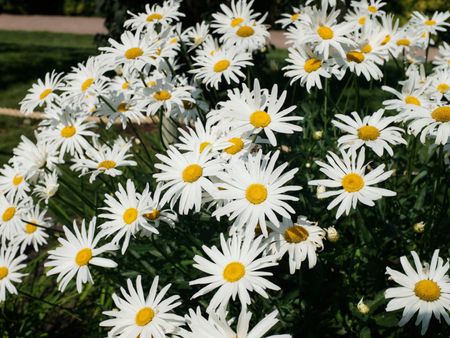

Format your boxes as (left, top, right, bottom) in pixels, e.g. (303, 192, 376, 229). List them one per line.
(316, 185, 326, 199)
(326, 226, 339, 242)
(305, 162, 311, 168)
(357, 298, 370, 315)
(134, 138, 141, 145)
(413, 221, 425, 233)
(313, 130, 323, 140)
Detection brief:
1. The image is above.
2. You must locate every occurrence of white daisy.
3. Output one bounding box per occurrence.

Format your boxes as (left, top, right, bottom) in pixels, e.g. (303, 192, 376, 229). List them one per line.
(182, 307, 291, 338)
(276, 7, 303, 29)
(433, 42, 450, 71)
(216, 79, 302, 146)
(0, 164, 30, 200)
(154, 146, 224, 215)
(220, 16, 269, 52)
(332, 109, 406, 157)
(124, 0, 184, 31)
(410, 11, 450, 36)
(0, 194, 29, 245)
(13, 204, 50, 253)
(99, 180, 158, 254)
(213, 150, 301, 235)
(211, 0, 259, 36)
(309, 148, 396, 219)
(33, 171, 59, 204)
(267, 216, 325, 274)
(71, 139, 137, 183)
(385, 249, 450, 335)
(190, 48, 253, 89)
(0, 245, 27, 302)
(100, 275, 183, 338)
(45, 217, 118, 293)
(19, 70, 64, 114)
(190, 233, 280, 312)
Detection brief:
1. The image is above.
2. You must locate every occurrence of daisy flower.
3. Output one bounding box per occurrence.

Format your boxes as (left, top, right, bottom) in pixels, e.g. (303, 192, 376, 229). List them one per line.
(99, 180, 158, 254)
(190, 48, 253, 89)
(391, 28, 419, 58)
(220, 15, 269, 52)
(154, 146, 224, 215)
(99, 29, 159, 72)
(190, 233, 280, 312)
(332, 109, 406, 157)
(170, 81, 209, 124)
(211, 0, 259, 36)
(427, 69, 450, 101)
(0, 245, 27, 302)
(182, 307, 291, 338)
(267, 216, 325, 274)
(217, 79, 302, 146)
(63, 56, 106, 104)
(96, 91, 144, 129)
(0, 194, 29, 245)
(382, 77, 429, 113)
(213, 150, 301, 236)
(385, 249, 450, 335)
(124, 0, 184, 31)
(141, 183, 178, 233)
(351, 0, 386, 18)
(40, 115, 97, 161)
(100, 275, 183, 338)
(276, 7, 303, 29)
(338, 48, 383, 81)
(309, 148, 396, 219)
(283, 48, 333, 92)
(410, 11, 450, 36)
(33, 171, 59, 204)
(302, 6, 356, 60)
(0, 164, 30, 200)
(45, 217, 118, 293)
(433, 42, 450, 71)
(71, 139, 137, 183)
(175, 119, 228, 154)
(184, 21, 210, 50)
(402, 104, 450, 145)
(13, 204, 50, 253)
(19, 70, 64, 114)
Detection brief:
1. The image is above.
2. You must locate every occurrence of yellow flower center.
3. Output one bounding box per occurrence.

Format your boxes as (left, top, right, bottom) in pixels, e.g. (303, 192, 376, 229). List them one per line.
(144, 209, 160, 220)
(291, 13, 300, 21)
(223, 261, 245, 282)
(368, 5, 377, 13)
(146, 13, 162, 22)
(304, 58, 322, 73)
(250, 110, 271, 128)
(396, 38, 410, 46)
(60, 125, 76, 138)
(414, 279, 441, 302)
(39, 88, 52, 100)
(123, 207, 138, 224)
(230, 17, 244, 27)
(284, 225, 309, 243)
(97, 160, 116, 170)
(358, 125, 380, 141)
(346, 50, 365, 63)
(431, 106, 450, 122)
(381, 34, 391, 45)
(405, 96, 421, 106)
(12, 175, 24, 186)
(213, 59, 230, 73)
(317, 26, 334, 40)
(183, 100, 195, 110)
(2, 207, 16, 222)
(199, 141, 211, 153)
(25, 221, 37, 234)
(81, 78, 94, 92)
(236, 25, 255, 37)
(224, 137, 244, 155)
(75, 248, 92, 266)
(245, 183, 268, 204)
(122, 82, 129, 90)
(342, 173, 365, 192)
(124, 47, 144, 60)
(437, 83, 449, 94)
(182, 164, 203, 183)
(0, 267, 8, 280)
(117, 102, 129, 113)
(153, 90, 172, 101)
(424, 19, 436, 26)
(135, 307, 155, 326)
(361, 44, 372, 53)
(358, 16, 367, 25)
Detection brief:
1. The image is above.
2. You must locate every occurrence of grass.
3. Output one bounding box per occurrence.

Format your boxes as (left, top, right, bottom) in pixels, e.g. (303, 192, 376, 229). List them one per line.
(0, 30, 97, 108)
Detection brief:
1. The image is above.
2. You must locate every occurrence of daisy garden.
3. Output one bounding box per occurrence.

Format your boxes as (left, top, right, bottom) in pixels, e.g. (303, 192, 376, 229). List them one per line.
(0, 0, 450, 337)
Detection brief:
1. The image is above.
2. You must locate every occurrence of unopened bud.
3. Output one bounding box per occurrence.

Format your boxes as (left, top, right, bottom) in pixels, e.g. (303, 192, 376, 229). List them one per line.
(313, 131, 323, 140)
(316, 185, 326, 199)
(326, 226, 339, 242)
(357, 298, 370, 315)
(413, 221, 425, 233)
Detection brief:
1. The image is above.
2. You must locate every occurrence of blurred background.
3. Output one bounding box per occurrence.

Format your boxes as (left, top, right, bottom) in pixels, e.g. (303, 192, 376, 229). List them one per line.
(0, 0, 448, 161)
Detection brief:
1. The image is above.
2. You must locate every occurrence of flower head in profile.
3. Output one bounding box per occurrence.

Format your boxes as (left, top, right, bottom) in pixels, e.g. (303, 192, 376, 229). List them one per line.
(385, 249, 450, 335)
(45, 217, 118, 293)
(0, 245, 27, 302)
